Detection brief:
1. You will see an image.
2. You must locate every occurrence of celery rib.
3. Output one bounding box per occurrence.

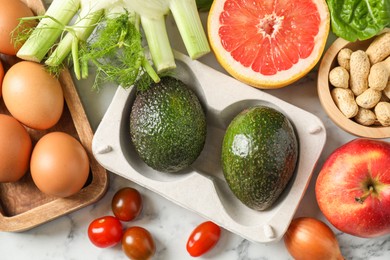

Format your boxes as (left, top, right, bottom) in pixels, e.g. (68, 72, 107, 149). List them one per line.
(141, 15, 176, 73)
(15, 0, 211, 91)
(45, 9, 104, 67)
(16, 0, 81, 62)
(169, 0, 210, 59)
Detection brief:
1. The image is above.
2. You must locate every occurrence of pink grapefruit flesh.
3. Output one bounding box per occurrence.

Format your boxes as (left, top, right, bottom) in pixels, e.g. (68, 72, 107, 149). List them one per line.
(208, 0, 330, 89)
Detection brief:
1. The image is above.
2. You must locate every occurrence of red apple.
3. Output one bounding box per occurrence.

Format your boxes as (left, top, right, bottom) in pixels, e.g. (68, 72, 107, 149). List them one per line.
(316, 138, 390, 238)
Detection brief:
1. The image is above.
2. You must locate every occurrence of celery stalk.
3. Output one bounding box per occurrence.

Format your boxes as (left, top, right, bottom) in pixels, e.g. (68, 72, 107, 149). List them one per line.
(126, 0, 175, 72)
(15, 0, 211, 90)
(45, 9, 104, 68)
(142, 58, 160, 83)
(169, 0, 210, 59)
(45, 0, 122, 68)
(141, 15, 176, 72)
(16, 0, 81, 62)
(71, 37, 81, 79)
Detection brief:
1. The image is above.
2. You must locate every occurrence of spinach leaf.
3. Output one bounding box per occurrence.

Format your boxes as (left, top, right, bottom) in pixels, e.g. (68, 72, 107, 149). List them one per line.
(327, 0, 390, 41)
(196, 0, 213, 11)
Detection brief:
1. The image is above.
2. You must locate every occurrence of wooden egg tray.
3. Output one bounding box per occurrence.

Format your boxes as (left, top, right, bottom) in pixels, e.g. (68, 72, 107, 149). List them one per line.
(0, 0, 108, 232)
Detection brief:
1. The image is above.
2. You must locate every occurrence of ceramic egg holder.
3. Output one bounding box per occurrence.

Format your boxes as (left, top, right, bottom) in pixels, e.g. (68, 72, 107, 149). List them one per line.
(92, 51, 326, 243)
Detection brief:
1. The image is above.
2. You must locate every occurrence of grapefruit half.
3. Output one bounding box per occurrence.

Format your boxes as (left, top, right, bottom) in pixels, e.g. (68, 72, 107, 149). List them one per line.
(208, 0, 330, 89)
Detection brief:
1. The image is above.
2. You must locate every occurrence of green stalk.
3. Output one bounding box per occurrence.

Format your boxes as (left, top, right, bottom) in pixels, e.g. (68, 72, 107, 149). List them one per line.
(142, 58, 160, 83)
(72, 37, 81, 79)
(169, 0, 210, 59)
(81, 53, 89, 79)
(140, 15, 176, 72)
(125, 11, 160, 83)
(45, 9, 104, 68)
(17, 0, 81, 62)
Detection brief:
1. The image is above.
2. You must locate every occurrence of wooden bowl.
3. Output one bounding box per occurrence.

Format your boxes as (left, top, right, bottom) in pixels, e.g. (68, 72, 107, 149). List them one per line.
(318, 29, 390, 139)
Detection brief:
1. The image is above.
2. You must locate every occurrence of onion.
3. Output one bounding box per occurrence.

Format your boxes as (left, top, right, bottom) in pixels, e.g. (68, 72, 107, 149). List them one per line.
(284, 217, 344, 260)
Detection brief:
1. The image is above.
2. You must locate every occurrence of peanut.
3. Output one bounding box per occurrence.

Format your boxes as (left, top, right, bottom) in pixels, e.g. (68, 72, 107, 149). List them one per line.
(337, 48, 353, 71)
(330, 32, 390, 128)
(368, 58, 390, 91)
(374, 101, 390, 126)
(350, 50, 370, 96)
(354, 107, 376, 126)
(356, 88, 382, 109)
(366, 32, 390, 64)
(331, 88, 358, 118)
(329, 66, 349, 88)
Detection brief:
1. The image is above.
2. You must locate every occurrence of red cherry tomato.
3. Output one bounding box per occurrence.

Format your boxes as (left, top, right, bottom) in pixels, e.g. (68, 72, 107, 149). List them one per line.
(122, 226, 156, 260)
(88, 216, 123, 248)
(186, 221, 221, 257)
(112, 187, 143, 221)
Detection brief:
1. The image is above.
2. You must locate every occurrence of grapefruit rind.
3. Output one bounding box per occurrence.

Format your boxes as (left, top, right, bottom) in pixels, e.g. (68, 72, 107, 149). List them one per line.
(207, 0, 330, 89)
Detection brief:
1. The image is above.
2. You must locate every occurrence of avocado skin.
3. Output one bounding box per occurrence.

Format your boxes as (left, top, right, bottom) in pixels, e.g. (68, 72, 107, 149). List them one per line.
(130, 76, 206, 173)
(221, 106, 298, 211)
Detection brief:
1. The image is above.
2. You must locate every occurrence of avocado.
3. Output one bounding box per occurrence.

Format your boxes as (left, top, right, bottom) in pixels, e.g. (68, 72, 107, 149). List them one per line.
(221, 106, 298, 211)
(130, 76, 206, 173)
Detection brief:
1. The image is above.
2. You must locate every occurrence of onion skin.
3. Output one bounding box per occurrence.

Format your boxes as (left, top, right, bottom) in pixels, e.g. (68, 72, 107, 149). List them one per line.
(284, 217, 344, 260)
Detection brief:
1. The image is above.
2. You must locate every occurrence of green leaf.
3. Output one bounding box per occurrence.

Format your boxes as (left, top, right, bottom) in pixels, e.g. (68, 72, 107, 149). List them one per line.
(196, 0, 213, 11)
(327, 0, 390, 41)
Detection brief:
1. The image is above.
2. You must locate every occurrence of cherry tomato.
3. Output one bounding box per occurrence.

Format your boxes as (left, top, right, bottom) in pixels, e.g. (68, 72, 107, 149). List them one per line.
(88, 216, 123, 248)
(112, 187, 143, 221)
(186, 221, 221, 257)
(122, 226, 156, 260)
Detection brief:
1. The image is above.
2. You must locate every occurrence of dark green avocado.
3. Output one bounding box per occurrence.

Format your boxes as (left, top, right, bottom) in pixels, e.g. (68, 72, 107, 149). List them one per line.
(130, 76, 206, 173)
(221, 106, 298, 211)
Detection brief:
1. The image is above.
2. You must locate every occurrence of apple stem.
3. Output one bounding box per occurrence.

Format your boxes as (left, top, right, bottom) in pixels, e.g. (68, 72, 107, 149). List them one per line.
(355, 186, 374, 204)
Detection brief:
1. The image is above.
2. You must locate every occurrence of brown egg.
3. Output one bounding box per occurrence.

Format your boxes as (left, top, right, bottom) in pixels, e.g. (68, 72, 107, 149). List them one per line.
(2, 61, 64, 130)
(0, 114, 32, 182)
(0, 0, 35, 55)
(30, 132, 90, 197)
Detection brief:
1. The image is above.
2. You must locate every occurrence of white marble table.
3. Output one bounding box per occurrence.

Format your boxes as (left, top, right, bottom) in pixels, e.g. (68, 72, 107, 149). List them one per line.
(1, 2, 390, 259)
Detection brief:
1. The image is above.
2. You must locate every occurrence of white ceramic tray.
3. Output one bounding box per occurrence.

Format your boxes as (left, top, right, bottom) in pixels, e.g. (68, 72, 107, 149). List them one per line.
(92, 51, 326, 243)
